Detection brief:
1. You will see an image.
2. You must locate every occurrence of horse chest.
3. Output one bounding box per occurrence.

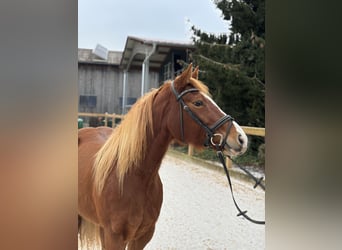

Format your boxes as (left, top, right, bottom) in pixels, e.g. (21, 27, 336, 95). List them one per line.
(99, 175, 163, 239)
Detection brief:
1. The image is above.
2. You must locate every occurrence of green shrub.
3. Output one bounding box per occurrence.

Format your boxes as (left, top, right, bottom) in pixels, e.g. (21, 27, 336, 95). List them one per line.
(170, 142, 265, 169)
(257, 143, 265, 168)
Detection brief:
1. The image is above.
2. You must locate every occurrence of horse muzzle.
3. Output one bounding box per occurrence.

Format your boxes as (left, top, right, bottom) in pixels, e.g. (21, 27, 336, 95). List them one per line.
(223, 127, 248, 156)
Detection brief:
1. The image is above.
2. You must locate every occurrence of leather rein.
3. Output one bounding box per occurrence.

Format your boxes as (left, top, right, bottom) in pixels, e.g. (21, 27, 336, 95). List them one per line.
(171, 80, 265, 225)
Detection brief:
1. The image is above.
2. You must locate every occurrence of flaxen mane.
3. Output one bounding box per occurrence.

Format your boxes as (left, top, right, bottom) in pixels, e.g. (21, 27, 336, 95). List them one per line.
(93, 88, 159, 193)
(93, 76, 209, 194)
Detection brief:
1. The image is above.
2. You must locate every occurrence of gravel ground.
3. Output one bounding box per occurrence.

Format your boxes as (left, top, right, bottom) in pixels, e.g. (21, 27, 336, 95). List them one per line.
(79, 153, 265, 249)
(145, 154, 265, 250)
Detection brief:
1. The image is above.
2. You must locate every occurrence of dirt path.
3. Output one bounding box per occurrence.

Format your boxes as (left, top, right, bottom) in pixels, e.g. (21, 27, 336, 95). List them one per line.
(145, 154, 265, 250)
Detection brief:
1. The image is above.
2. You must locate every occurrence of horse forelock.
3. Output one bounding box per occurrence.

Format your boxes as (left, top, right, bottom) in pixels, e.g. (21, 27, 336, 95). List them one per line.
(189, 78, 210, 96)
(93, 88, 159, 194)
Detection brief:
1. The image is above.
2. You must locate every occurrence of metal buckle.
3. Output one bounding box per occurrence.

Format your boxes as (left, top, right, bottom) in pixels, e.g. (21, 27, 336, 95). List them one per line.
(210, 133, 224, 147)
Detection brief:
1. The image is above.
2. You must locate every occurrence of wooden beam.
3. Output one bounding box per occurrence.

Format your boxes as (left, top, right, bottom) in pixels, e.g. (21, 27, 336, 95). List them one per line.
(241, 126, 265, 137)
(78, 112, 124, 119)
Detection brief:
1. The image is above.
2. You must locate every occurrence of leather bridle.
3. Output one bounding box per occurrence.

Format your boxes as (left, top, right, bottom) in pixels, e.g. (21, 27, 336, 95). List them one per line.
(170, 80, 234, 150)
(171, 80, 265, 225)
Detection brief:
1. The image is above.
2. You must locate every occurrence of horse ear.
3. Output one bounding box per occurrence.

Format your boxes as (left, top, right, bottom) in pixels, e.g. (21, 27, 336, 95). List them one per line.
(174, 63, 193, 88)
(192, 66, 199, 79)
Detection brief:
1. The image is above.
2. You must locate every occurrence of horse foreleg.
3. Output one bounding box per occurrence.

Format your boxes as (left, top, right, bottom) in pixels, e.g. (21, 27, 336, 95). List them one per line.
(102, 227, 126, 250)
(127, 226, 155, 250)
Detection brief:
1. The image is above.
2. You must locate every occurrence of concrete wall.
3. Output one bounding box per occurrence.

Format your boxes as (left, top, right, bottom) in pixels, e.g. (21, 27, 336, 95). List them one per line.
(78, 63, 160, 114)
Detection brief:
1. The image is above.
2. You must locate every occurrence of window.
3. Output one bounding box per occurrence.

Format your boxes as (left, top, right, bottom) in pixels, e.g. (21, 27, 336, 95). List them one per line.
(163, 62, 172, 81)
(119, 97, 137, 108)
(79, 95, 97, 108)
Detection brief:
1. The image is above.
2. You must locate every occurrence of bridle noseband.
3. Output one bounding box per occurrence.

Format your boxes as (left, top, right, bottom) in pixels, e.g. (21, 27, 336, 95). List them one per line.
(171, 80, 233, 150)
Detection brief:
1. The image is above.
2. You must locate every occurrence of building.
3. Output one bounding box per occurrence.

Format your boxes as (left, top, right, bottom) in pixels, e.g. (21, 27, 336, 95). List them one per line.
(78, 36, 195, 115)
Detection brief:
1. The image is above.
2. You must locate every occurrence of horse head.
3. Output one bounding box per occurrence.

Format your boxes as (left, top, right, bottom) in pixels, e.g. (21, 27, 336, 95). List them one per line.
(167, 64, 248, 157)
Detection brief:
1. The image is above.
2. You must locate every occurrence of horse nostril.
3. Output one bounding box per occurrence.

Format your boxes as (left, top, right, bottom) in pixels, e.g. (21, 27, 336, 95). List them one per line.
(238, 134, 244, 145)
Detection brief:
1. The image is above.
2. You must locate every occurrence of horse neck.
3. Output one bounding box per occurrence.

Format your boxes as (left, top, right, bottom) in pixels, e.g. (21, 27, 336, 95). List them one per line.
(140, 93, 173, 176)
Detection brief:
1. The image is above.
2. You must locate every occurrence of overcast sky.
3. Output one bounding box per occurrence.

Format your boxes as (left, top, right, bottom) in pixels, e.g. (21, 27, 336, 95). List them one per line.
(78, 0, 230, 51)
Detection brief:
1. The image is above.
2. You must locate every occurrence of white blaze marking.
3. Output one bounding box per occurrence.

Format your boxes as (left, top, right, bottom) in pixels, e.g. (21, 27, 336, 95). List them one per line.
(203, 94, 226, 116)
(203, 93, 248, 148)
(233, 121, 247, 145)
(233, 121, 244, 136)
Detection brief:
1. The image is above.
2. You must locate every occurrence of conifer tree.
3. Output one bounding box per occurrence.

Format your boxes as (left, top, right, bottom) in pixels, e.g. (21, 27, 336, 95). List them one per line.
(190, 0, 265, 155)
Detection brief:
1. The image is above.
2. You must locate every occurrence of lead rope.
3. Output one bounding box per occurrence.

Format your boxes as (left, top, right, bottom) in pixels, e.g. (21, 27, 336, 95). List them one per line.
(230, 156, 265, 190)
(216, 150, 265, 225)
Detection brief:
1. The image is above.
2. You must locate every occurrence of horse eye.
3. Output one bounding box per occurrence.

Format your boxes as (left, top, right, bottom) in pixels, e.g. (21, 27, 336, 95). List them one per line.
(193, 100, 203, 107)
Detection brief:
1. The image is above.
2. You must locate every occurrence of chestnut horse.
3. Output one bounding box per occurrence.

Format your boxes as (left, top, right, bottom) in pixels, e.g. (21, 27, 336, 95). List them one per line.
(78, 64, 248, 249)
